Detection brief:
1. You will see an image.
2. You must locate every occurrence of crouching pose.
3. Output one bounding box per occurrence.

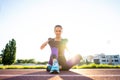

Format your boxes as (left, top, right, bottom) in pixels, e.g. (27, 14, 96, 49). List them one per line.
(40, 25, 81, 73)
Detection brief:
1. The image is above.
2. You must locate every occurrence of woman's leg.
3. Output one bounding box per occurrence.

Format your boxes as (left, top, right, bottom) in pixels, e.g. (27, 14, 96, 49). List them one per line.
(58, 56, 68, 70)
(58, 54, 81, 70)
(47, 47, 58, 71)
(66, 54, 81, 69)
(57, 54, 81, 71)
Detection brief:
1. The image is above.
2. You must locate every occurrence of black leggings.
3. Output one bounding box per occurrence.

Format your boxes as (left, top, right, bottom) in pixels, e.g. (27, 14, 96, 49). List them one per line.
(49, 54, 81, 70)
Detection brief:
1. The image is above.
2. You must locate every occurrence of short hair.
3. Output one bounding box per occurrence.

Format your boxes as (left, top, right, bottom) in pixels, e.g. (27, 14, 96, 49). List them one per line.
(54, 25, 62, 30)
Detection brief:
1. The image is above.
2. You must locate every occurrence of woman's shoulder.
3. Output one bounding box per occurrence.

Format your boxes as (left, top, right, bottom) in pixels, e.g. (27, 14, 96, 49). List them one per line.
(62, 38, 68, 40)
(48, 38, 54, 41)
(62, 38, 68, 43)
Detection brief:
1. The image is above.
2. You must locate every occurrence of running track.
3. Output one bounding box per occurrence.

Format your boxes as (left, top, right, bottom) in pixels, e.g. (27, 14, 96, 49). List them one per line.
(0, 69, 120, 80)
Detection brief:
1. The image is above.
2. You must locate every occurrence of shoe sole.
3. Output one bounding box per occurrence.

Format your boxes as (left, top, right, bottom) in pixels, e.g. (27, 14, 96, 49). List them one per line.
(50, 70, 60, 74)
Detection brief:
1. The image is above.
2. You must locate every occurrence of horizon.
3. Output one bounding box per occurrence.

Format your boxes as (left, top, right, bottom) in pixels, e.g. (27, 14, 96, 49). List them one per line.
(0, 0, 120, 62)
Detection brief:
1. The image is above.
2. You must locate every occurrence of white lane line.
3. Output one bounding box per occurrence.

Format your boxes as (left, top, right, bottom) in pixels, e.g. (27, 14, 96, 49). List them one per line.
(1, 69, 120, 71)
(70, 69, 120, 70)
(0, 75, 120, 77)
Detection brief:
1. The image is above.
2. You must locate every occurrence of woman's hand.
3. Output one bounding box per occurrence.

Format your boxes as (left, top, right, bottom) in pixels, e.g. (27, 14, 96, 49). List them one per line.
(40, 40, 49, 50)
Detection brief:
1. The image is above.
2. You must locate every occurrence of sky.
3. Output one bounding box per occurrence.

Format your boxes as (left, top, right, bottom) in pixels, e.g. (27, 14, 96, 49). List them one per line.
(0, 0, 120, 62)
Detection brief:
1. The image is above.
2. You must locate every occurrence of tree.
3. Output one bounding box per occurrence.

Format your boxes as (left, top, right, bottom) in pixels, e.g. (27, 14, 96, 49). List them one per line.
(86, 59, 90, 64)
(0, 54, 2, 64)
(1, 39, 16, 65)
(87, 55, 94, 62)
(27, 59, 36, 63)
(16, 59, 36, 64)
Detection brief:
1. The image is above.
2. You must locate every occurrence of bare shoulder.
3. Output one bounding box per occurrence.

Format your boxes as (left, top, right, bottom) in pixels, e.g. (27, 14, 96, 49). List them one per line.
(62, 38, 68, 43)
(62, 38, 68, 41)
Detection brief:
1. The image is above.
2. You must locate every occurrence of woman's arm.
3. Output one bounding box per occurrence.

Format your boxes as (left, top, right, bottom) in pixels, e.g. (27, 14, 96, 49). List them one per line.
(64, 39, 70, 53)
(40, 40, 49, 50)
(65, 46, 69, 52)
(65, 46, 72, 54)
(40, 38, 52, 50)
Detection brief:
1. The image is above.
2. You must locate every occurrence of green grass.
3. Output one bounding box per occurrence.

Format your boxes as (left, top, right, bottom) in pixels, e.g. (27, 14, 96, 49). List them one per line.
(0, 65, 47, 69)
(72, 63, 120, 69)
(0, 63, 120, 69)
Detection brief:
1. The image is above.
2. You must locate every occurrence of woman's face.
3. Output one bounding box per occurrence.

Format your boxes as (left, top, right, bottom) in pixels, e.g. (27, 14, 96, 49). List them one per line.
(54, 27, 62, 37)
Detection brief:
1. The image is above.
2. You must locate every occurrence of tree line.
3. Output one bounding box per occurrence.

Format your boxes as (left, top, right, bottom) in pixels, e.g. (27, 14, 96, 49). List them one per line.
(16, 59, 48, 65)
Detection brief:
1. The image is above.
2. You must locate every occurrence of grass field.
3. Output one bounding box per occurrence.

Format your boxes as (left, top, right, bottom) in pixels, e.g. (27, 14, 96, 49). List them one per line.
(73, 63, 120, 69)
(0, 65, 47, 69)
(0, 63, 120, 69)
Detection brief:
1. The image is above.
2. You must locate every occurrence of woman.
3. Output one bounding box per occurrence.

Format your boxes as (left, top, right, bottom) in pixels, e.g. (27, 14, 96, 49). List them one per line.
(40, 25, 81, 72)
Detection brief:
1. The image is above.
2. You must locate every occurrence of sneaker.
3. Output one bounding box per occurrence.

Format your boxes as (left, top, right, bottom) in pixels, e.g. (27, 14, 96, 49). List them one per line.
(50, 58, 60, 74)
(46, 64, 52, 72)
